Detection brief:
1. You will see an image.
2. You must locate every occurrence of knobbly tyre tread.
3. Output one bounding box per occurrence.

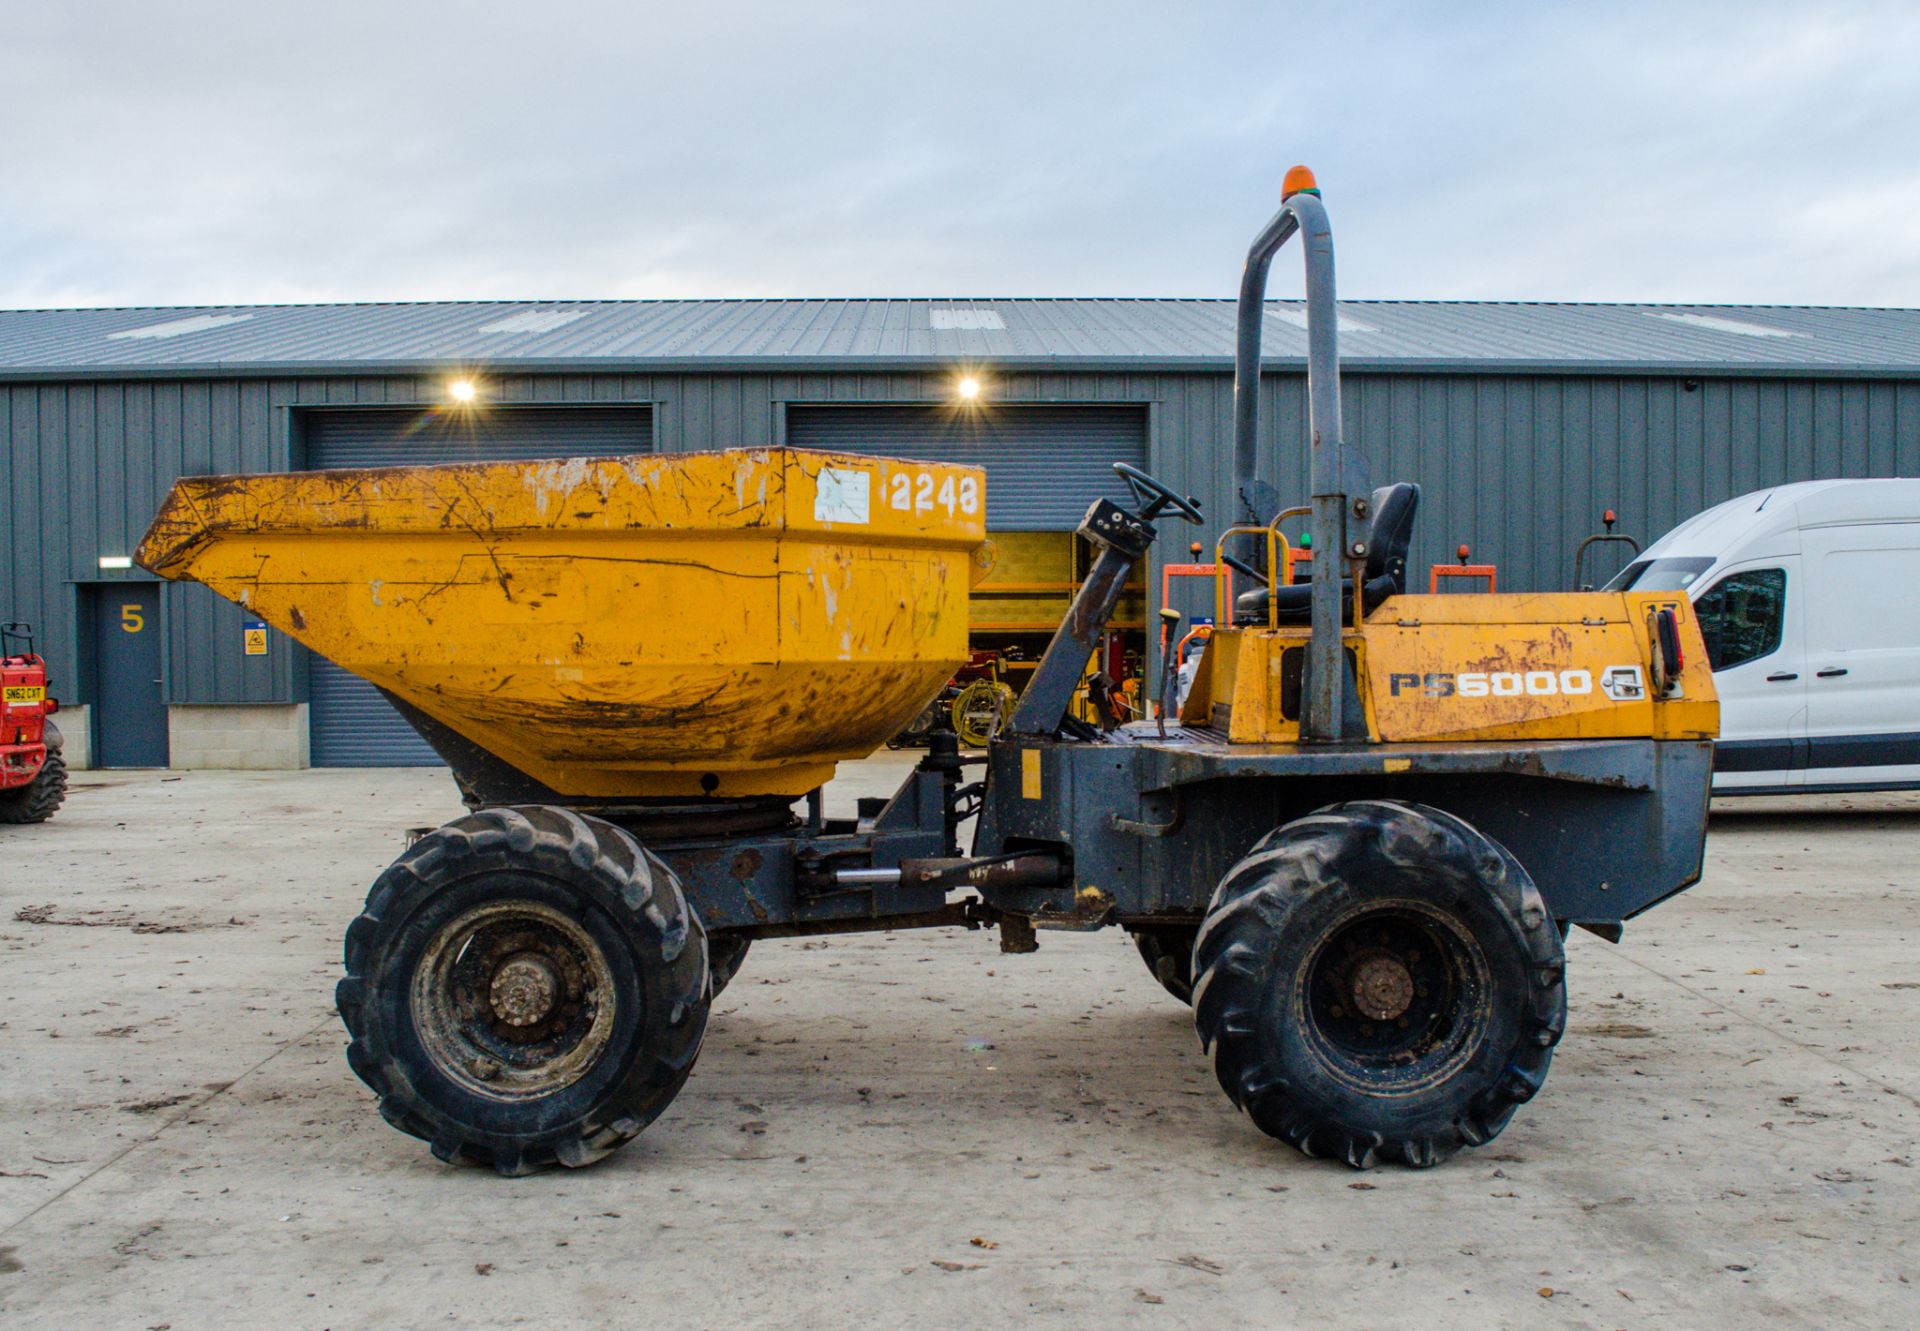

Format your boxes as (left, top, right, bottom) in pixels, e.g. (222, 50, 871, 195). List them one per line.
(1191, 799, 1566, 1169)
(0, 748, 67, 824)
(1129, 925, 1198, 1004)
(708, 934, 750, 998)
(336, 804, 709, 1177)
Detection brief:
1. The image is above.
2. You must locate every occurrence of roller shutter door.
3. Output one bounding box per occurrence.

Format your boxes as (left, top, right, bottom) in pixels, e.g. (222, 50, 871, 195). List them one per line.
(786, 404, 1146, 530)
(303, 406, 653, 469)
(307, 662, 440, 767)
(303, 406, 653, 767)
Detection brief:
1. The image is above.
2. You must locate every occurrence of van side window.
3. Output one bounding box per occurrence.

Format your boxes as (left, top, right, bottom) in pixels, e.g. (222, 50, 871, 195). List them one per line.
(1694, 568, 1786, 671)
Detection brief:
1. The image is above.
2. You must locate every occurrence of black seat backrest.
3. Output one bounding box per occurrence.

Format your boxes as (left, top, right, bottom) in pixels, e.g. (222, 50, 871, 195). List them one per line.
(1366, 483, 1421, 593)
(1230, 480, 1423, 626)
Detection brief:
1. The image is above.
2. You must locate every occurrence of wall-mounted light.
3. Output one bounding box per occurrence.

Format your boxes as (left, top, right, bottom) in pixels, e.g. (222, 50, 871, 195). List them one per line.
(449, 378, 477, 403)
(98, 555, 133, 570)
(957, 376, 981, 401)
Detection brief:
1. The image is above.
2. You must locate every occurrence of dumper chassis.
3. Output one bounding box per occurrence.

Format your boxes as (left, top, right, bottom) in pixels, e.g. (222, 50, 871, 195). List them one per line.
(142, 168, 1716, 1174)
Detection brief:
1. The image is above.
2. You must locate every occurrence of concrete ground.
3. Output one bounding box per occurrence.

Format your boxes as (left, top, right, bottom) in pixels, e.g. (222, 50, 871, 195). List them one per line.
(0, 759, 1914, 1330)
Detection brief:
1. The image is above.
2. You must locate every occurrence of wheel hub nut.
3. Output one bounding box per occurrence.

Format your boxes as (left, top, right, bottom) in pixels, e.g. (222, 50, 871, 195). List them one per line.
(491, 955, 560, 1026)
(1350, 956, 1415, 1022)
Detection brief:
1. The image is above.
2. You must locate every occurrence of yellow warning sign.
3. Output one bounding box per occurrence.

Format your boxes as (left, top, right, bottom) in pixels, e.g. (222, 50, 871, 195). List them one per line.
(243, 623, 268, 656)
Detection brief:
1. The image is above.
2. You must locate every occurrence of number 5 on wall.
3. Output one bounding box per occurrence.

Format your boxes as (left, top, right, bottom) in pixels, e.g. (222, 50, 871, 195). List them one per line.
(120, 604, 145, 633)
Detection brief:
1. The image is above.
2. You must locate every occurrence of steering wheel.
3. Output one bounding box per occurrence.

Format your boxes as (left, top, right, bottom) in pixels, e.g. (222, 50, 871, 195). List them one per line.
(1112, 462, 1204, 526)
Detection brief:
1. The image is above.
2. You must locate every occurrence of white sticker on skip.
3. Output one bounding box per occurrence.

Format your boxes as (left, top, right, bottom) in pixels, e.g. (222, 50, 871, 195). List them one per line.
(814, 466, 871, 525)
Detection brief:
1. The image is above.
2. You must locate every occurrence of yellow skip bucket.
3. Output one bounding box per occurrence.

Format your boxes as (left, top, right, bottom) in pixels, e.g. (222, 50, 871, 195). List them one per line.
(138, 448, 988, 798)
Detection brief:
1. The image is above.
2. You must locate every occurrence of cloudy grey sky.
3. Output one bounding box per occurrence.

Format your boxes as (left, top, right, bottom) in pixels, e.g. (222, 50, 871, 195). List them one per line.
(3, 1, 1917, 309)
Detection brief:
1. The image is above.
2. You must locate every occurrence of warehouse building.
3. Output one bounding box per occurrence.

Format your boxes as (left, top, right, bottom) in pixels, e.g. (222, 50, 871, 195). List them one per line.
(4, 298, 1919, 769)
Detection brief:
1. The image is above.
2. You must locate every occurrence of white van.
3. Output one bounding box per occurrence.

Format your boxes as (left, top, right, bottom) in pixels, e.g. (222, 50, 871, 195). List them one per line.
(1608, 479, 1920, 794)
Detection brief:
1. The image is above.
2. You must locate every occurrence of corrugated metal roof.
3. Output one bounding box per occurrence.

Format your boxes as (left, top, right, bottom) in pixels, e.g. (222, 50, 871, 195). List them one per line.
(3, 298, 1919, 378)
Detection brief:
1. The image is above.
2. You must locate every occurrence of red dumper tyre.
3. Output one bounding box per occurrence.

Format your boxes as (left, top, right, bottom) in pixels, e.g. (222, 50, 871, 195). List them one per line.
(1192, 800, 1565, 1168)
(336, 805, 709, 1176)
(0, 748, 67, 825)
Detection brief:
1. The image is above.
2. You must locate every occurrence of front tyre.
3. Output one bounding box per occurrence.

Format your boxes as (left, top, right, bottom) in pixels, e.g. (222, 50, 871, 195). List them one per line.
(1192, 800, 1565, 1168)
(336, 805, 709, 1176)
(0, 749, 67, 824)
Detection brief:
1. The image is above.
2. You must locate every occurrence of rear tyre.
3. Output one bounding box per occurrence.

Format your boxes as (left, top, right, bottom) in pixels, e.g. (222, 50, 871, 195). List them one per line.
(336, 805, 709, 1176)
(709, 934, 750, 998)
(1129, 925, 1198, 1004)
(0, 749, 67, 824)
(1192, 800, 1565, 1168)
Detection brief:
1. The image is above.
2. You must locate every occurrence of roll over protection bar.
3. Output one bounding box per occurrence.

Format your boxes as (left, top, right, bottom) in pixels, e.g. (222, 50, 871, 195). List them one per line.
(1229, 170, 1372, 742)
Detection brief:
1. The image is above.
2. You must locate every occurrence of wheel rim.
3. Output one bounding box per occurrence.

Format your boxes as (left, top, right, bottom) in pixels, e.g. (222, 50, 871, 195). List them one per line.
(1298, 901, 1491, 1093)
(411, 899, 618, 1099)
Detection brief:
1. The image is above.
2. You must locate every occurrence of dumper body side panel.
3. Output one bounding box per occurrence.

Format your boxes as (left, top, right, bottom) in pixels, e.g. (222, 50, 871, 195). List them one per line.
(1186, 592, 1717, 745)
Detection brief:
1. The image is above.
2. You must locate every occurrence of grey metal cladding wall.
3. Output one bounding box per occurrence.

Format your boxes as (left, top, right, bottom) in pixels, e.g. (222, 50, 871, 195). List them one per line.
(1337, 374, 1920, 593)
(786, 404, 1146, 528)
(300, 405, 653, 468)
(7, 367, 1920, 715)
(3, 386, 56, 686)
(1136, 371, 1920, 639)
(157, 381, 283, 711)
(1, 379, 285, 711)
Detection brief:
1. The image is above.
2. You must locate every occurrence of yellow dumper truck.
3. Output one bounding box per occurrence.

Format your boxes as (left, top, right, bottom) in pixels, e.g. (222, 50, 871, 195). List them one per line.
(139, 169, 1716, 1174)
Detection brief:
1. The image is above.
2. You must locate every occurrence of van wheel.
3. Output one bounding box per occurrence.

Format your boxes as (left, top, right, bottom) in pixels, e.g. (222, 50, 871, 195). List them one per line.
(1192, 800, 1565, 1168)
(337, 805, 709, 1176)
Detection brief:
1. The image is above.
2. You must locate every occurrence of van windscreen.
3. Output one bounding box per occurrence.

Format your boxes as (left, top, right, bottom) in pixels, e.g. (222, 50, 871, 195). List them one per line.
(1604, 556, 1715, 592)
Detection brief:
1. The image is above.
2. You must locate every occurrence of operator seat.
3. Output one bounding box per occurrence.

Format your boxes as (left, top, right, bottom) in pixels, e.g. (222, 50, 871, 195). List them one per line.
(1234, 482, 1421, 626)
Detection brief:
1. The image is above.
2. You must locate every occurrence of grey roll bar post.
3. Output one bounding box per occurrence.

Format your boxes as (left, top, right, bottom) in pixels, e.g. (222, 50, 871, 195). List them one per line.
(1231, 207, 1299, 528)
(1229, 170, 1372, 743)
